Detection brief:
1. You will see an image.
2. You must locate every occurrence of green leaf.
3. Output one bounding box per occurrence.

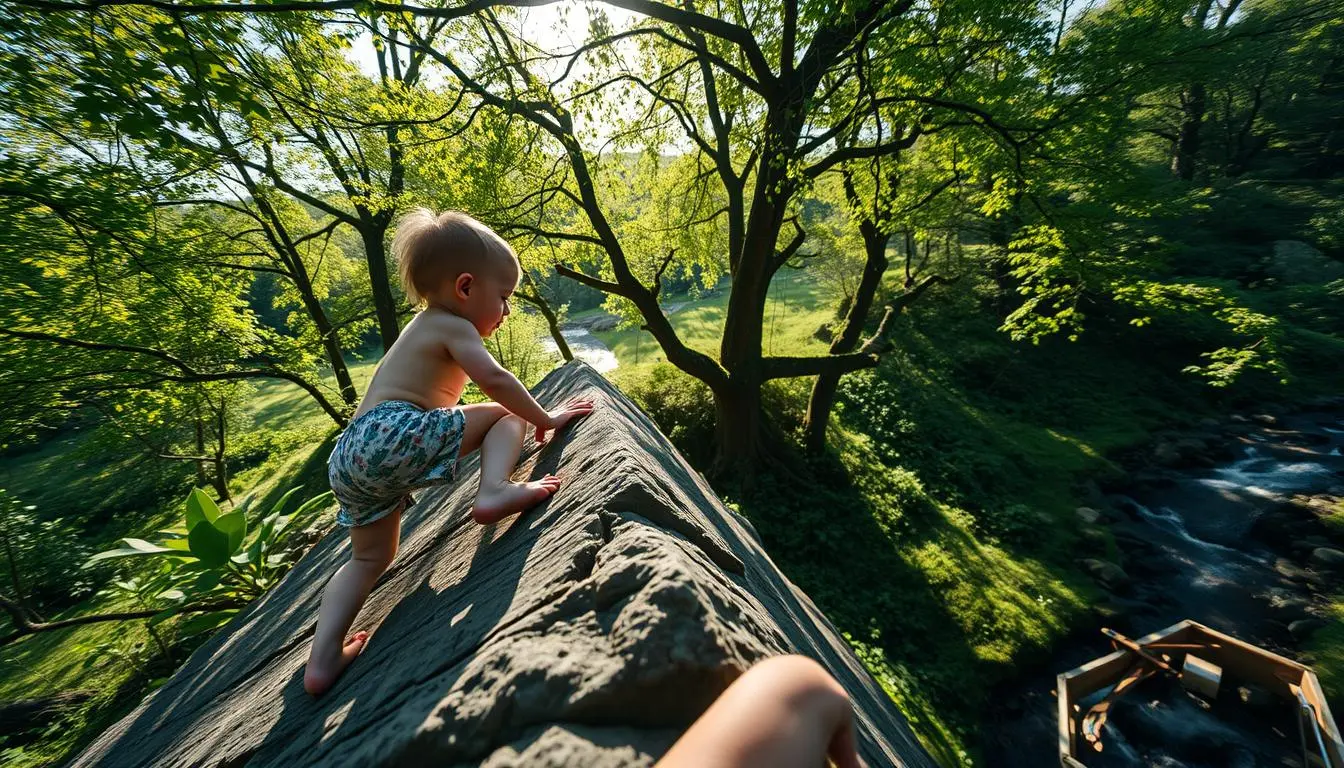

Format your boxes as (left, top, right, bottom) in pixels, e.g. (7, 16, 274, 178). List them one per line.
(267, 487, 303, 518)
(162, 539, 191, 552)
(194, 570, 222, 592)
(83, 538, 175, 566)
(147, 608, 178, 626)
(288, 491, 334, 524)
(214, 510, 247, 555)
(157, 589, 185, 601)
(187, 520, 230, 569)
(185, 488, 220, 530)
(175, 610, 235, 638)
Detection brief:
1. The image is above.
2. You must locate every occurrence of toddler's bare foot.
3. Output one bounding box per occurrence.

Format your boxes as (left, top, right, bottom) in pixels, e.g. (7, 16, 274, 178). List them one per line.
(472, 476, 562, 524)
(303, 631, 369, 697)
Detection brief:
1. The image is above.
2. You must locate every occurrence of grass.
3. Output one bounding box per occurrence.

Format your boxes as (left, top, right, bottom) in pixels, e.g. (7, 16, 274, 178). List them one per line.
(1304, 600, 1344, 705)
(607, 269, 1225, 762)
(0, 358, 377, 767)
(594, 269, 834, 372)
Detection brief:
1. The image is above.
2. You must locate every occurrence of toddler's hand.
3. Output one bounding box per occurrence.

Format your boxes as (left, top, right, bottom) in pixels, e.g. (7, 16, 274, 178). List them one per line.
(534, 397, 595, 444)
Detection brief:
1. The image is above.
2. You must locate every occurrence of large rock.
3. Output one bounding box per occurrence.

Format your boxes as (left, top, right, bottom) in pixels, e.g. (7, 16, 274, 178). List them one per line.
(1310, 547, 1344, 570)
(1079, 558, 1132, 592)
(70, 362, 934, 768)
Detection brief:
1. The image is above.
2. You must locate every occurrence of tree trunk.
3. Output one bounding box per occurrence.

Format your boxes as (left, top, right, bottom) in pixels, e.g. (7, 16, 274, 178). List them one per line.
(358, 225, 402, 353)
(533, 295, 573, 362)
(804, 227, 889, 454)
(1, 529, 40, 622)
(711, 383, 767, 481)
(194, 414, 209, 489)
(290, 266, 358, 407)
(517, 280, 573, 362)
(212, 397, 230, 502)
(1171, 82, 1207, 180)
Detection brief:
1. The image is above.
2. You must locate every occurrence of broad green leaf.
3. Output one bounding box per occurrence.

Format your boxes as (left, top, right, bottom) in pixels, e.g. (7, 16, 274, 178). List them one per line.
(214, 510, 247, 555)
(187, 520, 230, 569)
(84, 538, 174, 566)
(176, 611, 235, 638)
(162, 539, 191, 552)
(157, 589, 185, 601)
(185, 488, 220, 530)
(194, 570, 222, 592)
(267, 487, 303, 518)
(288, 491, 334, 524)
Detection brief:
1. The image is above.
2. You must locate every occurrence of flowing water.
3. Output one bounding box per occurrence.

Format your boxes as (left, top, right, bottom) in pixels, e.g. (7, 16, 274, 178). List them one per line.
(982, 411, 1344, 767)
(540, 327, 619, 372)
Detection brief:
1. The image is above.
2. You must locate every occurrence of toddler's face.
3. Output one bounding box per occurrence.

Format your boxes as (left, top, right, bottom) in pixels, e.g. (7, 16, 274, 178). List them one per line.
(459, 259, 518, 338)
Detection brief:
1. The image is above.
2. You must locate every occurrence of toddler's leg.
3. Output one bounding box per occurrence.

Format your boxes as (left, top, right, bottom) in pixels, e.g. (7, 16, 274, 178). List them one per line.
(656, 655, 865, 768)
(303, 510, 400, 697)
(470, 412, 560, 524)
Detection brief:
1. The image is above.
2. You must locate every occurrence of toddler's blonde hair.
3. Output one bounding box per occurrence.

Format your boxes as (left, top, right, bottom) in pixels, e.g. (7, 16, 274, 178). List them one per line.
(392, 209, 518, 308)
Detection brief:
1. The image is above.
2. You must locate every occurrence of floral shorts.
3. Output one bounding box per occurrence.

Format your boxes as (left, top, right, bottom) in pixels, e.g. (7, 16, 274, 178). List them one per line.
(328, 400, 467, 527)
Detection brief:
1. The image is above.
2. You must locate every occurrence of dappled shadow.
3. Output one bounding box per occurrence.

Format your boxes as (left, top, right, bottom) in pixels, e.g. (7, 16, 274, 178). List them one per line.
(64, 367, 592, 767)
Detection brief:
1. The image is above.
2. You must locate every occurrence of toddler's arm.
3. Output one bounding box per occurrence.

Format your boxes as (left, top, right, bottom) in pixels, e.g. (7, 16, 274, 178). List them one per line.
(443, 316, 552, 426)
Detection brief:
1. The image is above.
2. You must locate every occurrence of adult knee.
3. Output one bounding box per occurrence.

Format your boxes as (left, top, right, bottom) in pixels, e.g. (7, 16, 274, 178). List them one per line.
(751, 655, 851, 719)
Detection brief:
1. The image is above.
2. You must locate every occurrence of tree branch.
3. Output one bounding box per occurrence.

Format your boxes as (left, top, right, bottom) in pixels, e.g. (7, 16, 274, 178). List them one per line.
(0, 595, 244, 648)
(760, 352, 881, 381)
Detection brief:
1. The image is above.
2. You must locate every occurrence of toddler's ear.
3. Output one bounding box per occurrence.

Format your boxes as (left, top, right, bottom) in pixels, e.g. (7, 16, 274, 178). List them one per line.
(455, 273, 473, 299)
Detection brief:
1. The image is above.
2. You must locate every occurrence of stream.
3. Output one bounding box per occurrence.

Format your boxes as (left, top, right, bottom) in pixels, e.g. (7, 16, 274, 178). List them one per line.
(981, 407, 1344, 767)
(540, 326, 619, 373)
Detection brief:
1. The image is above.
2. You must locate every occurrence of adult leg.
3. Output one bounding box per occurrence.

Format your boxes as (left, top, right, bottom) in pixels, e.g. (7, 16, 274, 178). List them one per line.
(655, 655, 865, 768)
(303, 509, 401, 696)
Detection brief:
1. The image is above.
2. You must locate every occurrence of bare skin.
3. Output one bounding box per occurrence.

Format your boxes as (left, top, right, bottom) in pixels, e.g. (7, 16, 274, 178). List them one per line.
(657, 655, 866, 768)
(303, 253, 594, 697)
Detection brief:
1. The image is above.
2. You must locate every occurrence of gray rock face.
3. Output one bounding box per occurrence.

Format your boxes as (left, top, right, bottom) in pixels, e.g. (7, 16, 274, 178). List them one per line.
(71, 362, 934, 768)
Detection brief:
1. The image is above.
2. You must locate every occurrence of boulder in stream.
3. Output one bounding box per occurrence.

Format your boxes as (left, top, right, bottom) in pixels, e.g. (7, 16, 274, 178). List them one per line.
(1310, 547, 1344, 571)
(1075, 506, 1102, 525)
(1079, 558, 1132, 592)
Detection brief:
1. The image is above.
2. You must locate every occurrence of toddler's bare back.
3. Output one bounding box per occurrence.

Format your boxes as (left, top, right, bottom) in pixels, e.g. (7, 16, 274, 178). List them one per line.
(354, 309, 470, 419)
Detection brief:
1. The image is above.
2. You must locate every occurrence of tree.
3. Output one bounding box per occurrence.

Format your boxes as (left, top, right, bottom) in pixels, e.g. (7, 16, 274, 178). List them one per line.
(0, 158, 353, 442)
(0, 8, 376, 420)
(375, 0, 1055, 475)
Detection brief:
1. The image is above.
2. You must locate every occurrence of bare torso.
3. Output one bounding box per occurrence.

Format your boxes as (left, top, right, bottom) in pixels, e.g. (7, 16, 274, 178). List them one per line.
(352, 309, 468, 420)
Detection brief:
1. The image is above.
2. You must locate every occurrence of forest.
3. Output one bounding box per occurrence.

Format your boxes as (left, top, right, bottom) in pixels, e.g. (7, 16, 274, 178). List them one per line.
(1, 0, 1342, 764)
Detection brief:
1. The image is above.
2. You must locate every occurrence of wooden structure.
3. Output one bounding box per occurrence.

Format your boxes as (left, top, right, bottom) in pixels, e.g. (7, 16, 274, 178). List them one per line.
(1057, 619, 1344, 768)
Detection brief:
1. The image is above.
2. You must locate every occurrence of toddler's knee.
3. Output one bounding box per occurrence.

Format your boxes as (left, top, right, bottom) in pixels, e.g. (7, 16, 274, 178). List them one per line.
(354, 541, 397, 573)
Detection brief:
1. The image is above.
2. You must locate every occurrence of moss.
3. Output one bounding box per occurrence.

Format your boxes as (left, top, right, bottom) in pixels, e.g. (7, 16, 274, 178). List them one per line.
(1303, 600, 1344, 713)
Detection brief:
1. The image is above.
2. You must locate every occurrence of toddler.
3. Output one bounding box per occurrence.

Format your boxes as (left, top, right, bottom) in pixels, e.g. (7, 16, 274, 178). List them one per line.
(303, 209, 593, 696)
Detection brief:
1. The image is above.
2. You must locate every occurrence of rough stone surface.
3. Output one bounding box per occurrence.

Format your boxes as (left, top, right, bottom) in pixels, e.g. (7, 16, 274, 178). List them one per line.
(71, 362, 934, 768)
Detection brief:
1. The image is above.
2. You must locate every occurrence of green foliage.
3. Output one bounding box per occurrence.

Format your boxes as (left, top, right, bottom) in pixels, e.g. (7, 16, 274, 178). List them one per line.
(485, 310, 560, 388)
(0, 490, 100, 612)
(86, 486, 333, 617)
(618, 364, 717, 467)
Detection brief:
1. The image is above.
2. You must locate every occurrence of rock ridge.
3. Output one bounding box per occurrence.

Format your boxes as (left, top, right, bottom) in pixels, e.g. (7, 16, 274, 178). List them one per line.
(71, 361, 935, 768)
